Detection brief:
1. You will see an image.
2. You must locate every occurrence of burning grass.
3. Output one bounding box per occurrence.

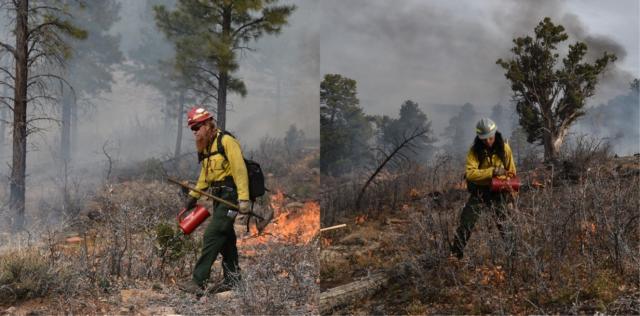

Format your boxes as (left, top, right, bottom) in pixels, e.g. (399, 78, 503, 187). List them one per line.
(240, 191, 320, 249)
(0, 135, 320, 313)
(0, 179, 320, 313)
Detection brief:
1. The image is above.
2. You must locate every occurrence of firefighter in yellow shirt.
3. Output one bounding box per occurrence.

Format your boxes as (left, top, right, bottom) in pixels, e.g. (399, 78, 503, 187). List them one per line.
(451, 118, 517, 259)
(179, 107, 250, 295)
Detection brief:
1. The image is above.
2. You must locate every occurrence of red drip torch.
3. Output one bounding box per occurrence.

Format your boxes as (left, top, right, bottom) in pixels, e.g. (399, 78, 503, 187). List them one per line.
(177, 204, 210, 235)
(491, 176, 521, 192)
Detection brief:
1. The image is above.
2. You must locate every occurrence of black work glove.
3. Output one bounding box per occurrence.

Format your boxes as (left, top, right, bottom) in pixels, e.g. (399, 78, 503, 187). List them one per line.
(179, 181, 190, 197)
(184, 196, 198, 211)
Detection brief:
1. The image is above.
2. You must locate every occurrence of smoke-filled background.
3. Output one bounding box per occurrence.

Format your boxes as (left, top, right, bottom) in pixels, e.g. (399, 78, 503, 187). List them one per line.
(320, 0, 639, 155)
(0, 0, 318, 187)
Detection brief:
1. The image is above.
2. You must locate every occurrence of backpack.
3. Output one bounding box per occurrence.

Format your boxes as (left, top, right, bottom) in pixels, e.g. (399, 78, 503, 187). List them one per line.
(212, 131, 266, 201)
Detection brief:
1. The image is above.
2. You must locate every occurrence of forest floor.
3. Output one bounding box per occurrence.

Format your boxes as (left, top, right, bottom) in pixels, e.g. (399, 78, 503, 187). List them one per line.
(320, 155, 640, 315)
(1, 149, 320, 315)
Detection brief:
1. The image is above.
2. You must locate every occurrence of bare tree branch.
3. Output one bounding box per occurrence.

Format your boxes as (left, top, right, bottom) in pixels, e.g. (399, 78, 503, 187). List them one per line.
(232, 17, 264, 38)
(356, 127, 430, 208)
(0, 41, 16, 57)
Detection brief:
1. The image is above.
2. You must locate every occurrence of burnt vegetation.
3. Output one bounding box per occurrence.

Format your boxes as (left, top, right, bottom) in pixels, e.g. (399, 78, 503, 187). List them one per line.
(321, 134, 639, 314)
(0, 0, 318, 314)
(320, 18, 638, 315)
(0, 128, 319, 314)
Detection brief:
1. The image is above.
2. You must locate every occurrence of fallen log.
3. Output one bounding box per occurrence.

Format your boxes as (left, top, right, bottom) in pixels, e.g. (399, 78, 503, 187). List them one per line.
(319, 272, 389, 314)
(319, 254, 437, 314)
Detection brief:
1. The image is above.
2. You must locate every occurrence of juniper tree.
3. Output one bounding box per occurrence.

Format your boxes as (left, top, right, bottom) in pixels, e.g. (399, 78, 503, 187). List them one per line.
(497, 17, 616, 162)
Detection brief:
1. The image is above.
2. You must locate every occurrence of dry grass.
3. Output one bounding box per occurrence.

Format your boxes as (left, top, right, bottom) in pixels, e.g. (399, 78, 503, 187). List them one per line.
(322, 141, 639, 314)
(0, 248, 53, 305)
(398, 156, 639, 314)
(0, 141, 319, 313)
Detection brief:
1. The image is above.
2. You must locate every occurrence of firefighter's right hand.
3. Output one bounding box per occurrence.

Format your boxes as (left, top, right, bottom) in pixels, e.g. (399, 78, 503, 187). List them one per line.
(184, 196, 198, 211)
(180, 181, 190, 196)
(493, 167, 506, 177)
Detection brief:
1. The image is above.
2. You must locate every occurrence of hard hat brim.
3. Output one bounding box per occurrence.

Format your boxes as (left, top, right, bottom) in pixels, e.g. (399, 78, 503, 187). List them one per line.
(188, 116, 213, 128)
(477, 130, 496, 140)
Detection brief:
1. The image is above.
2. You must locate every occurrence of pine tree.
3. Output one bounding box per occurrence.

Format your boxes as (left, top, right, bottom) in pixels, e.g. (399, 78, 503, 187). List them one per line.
(0, 0, 86, 230)
(320, 74, 372, 175)
(154, 0, 295, 130)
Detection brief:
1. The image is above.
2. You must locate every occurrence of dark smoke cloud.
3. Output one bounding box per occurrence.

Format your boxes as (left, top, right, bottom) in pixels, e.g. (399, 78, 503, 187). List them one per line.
(320, 0, 638, 136)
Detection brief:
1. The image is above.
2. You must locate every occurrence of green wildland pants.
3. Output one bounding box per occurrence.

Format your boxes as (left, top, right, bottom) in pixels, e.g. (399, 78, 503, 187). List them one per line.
(192, 187, 240, 286)
(451, 186, 513, 257)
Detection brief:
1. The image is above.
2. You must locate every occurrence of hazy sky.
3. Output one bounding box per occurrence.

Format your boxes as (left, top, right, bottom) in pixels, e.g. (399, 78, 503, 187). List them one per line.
(94, 0, 319, 157)
(1, 0, 319, 179)
(320, 0, 639, 131)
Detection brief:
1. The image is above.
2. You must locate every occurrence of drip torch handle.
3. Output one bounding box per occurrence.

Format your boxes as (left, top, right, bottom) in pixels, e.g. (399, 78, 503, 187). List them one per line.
(167, 178, 266, 220)
(168, 177, 239, 210)
(177, 207, 189, 222)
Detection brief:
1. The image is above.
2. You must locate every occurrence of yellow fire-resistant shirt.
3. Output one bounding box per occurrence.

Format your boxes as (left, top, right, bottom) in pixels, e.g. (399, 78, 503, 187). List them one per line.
(465, 142, 517, 186)
(189, 130, 250, 201)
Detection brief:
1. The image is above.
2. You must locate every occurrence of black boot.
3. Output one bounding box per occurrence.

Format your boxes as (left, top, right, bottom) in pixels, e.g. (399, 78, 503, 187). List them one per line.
(450, 241, 464, 259)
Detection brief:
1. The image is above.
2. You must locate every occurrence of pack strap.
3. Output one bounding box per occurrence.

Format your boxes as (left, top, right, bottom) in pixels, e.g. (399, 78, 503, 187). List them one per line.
(198, 130, 235, 162)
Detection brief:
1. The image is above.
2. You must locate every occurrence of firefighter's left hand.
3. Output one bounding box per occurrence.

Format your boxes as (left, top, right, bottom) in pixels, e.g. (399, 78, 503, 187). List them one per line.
(238, 200, 251, 214)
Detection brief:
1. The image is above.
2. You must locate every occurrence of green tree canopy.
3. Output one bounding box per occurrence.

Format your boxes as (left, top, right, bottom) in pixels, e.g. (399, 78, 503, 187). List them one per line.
(154, 0, 295, 130)
(320, 74, 372, 175)
(375, 100, 435, 162)
(497, 17, 616, 162)
(0, 0, 87, 230)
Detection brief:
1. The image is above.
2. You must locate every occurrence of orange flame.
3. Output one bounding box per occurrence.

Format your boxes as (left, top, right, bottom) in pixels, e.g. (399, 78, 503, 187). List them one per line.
(453, 181, 467, 190)
(321, 237, 332, 248)
(409, 188, 421, 200)
(238, 190, 319, 251)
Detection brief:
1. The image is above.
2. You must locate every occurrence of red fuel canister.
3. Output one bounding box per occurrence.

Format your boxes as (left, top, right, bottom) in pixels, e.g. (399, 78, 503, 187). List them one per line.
(491, 176, 521, 192)
(177, 204, 210, 235)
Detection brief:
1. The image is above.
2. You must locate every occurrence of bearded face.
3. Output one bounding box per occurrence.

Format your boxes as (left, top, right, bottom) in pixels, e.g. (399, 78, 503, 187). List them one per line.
(194, 121, 215, 152)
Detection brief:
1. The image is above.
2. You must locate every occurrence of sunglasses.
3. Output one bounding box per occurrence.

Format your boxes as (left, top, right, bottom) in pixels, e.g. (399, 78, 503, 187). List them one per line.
(191, 122, 205, 132)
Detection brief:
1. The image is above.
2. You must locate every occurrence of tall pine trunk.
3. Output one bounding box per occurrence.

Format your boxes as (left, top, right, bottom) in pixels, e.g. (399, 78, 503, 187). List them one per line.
(61, 88, 71, 164)
(0, 87, 6, 153)
(9, 0, 29, 231)
(164, 100, 172, 138)
(60, 87, 72, 215)
(217, 73, 228, 130)
(71, 98, 78, 158)
(216, 7, 232, 130)
(174, 91, 184, 160)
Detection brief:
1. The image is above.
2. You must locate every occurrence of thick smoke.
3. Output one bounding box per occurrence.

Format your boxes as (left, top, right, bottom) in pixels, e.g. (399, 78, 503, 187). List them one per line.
(0, 0, 319, 221)
(320, 0, 638, 145)
(21, 0, 317, 167)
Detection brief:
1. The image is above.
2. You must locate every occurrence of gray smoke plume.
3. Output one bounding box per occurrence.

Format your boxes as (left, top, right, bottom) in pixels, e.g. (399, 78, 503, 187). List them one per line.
(319, 0, 638, 140)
